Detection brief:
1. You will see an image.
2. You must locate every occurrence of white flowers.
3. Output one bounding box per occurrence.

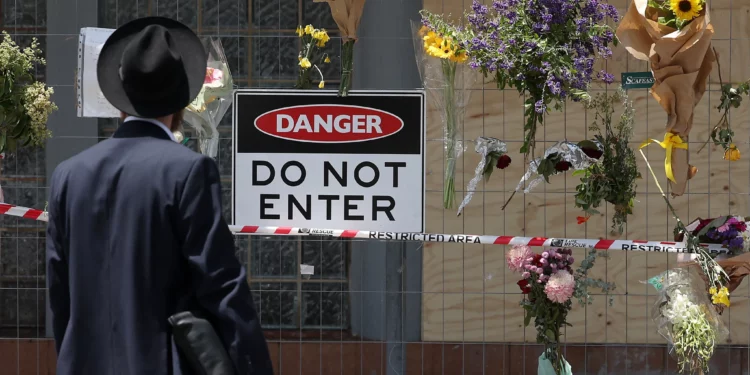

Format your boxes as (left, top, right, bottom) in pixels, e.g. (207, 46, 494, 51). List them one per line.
(662, 290, 696, 324)
(544, 270, 576, 303)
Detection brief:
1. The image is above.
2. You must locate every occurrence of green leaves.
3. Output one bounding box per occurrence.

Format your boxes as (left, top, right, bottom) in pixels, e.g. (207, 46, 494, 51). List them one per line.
(574, 90, 638, 234)
(536, 153, 565, 183)
(0, 32, 56, 153)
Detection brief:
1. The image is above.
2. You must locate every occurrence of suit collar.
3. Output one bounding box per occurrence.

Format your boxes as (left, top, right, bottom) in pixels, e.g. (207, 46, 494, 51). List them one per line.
(113, 120, 174, 141)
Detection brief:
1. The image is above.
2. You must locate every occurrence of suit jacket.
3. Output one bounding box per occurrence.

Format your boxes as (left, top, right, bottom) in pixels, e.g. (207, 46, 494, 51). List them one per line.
(46, 120, 274, 375)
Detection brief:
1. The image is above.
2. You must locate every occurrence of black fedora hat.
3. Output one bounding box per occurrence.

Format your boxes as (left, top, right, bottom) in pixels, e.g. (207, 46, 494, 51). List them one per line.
(97, 17, 207, 118)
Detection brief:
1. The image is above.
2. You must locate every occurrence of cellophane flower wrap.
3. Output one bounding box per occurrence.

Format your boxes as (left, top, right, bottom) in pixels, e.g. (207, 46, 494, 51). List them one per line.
(456, 136, 508, 216)
(412, 13, 476, 209)
(507, 245, 614, 375)
(617, 0, 713, 196)
(183, 38, 234, 158)
(647, 268, 728, 374)
(461, 0, 618, 158)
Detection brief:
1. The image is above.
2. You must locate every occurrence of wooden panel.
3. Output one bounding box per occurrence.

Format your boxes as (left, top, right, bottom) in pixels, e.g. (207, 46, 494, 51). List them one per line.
(421, 0, 750, 344)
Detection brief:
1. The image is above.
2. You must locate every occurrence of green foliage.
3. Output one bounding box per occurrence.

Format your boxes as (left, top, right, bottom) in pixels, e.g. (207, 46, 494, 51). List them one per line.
(574, 90, 640, 234)
(0, 32, 56, 153)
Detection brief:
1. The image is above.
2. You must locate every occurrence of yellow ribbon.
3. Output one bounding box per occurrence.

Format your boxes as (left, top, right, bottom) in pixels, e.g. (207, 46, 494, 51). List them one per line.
(639, 132, 688, 183)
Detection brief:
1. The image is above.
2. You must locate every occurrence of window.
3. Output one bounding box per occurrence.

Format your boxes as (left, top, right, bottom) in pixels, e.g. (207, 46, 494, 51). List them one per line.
(97, 0, 350, 333)
(249, 237, 350, 332)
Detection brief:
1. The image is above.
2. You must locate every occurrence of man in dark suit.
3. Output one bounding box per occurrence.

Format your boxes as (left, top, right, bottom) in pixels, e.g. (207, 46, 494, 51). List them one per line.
(46, 17, 273, 375)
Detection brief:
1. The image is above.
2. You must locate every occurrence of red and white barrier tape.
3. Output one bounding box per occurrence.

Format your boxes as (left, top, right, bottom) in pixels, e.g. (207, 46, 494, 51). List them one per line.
(0, 203, 727, 254)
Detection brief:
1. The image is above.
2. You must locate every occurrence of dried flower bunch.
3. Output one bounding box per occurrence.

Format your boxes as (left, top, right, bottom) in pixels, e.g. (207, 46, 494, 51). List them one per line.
(573, 90, 639, 233)
(698, 75, 748, 161)
(0, 32, 57, 152)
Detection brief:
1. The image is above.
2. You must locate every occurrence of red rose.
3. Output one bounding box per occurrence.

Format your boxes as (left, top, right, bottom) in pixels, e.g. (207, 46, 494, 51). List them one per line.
(554, 161, 571, 172)
(517, 279, 532, 294)
(496, 154, 512, 169)
(581, 147, 603, 159)
(694, 218, 715, 233)
(736, 222, 747, 233)
(531, 253, 543, 266)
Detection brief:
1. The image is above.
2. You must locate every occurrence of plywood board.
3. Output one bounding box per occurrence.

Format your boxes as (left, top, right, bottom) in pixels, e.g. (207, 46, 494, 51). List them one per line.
(420, 0, 750, 343)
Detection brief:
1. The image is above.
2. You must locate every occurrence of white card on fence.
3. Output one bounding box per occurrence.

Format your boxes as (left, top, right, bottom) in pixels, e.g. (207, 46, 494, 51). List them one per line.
(77, 27, 119, 118)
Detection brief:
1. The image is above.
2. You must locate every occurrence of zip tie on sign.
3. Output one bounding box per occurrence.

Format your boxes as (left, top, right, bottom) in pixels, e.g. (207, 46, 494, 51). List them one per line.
(0, 203, 728, 254)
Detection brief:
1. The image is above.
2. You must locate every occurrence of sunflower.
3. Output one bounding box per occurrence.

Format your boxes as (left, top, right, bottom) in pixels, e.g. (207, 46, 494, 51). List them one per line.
(669, 0, 702, 22)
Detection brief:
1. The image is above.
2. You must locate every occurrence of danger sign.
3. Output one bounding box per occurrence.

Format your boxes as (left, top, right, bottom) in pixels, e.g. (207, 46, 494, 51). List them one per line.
(232, 90, 425, 232)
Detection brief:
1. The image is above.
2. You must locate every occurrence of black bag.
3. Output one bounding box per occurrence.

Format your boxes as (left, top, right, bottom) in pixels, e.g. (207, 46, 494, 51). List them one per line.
(168, 311, 236, 375)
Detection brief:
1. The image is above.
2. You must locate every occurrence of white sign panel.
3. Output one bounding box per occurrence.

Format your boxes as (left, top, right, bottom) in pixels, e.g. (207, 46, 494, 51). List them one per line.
(77, 27, 119, 118)
(232, 90, 425, 232)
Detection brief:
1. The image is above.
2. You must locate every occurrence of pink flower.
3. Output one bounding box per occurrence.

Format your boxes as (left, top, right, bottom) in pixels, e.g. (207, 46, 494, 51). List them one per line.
(507, 245, 533, 273)
(522, 272, 530, 279)
(544, 270, 575, 303)
(204, 67, 224, 85)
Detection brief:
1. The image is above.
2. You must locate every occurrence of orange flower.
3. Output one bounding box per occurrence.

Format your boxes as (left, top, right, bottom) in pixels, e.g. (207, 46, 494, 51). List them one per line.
(577, 216, 590, 225)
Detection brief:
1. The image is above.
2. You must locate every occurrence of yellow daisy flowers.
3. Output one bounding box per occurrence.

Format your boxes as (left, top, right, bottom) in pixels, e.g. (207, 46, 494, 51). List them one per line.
(420, 26, 468, 63)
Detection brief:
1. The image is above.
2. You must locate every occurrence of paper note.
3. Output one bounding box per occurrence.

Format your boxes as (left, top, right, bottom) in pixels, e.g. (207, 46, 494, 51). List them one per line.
(77, 27, 120, 118)
(300, 264, 315, 275)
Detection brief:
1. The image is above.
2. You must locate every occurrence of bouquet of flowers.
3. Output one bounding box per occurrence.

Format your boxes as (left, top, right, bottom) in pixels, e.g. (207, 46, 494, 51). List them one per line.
(0, 32, 57, 203)
(413, 11, 475, 209)
(677, 216, 750, 255)
(294, 24, 331, 89)
(456, 137, 510, 216)
(507, 245, 615, 375)
(647, 268, 728, 374)
(617, 0, 714, 196)
(574, 90, 640, 234)
(503, 140, 600, 209)
(182, 38, 233, 158)
(0, 32, 57, 152)
(461, 0, 619, 159)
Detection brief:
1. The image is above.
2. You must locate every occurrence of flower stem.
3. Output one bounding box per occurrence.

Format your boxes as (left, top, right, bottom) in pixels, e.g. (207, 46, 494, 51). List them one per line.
(339, 40, 355, 97)
(638, 149, 728, 287)
(442, 59, 458, 209)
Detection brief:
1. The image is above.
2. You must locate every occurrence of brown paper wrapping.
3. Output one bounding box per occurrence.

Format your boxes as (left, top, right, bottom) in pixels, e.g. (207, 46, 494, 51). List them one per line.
(313, 0, 366, 42)
(682, 252, 750, 314)
(616, 0, 714, 196)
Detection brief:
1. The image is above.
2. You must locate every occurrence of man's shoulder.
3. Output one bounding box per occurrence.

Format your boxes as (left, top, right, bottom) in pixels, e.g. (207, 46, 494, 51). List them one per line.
(51, 138, 207, 183)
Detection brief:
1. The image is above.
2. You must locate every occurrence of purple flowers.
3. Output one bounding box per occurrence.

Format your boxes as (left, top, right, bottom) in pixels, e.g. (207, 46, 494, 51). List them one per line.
(463, 0, 618, 97)
(461, 0, 618, 155)
(699, 216, 749, 254)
